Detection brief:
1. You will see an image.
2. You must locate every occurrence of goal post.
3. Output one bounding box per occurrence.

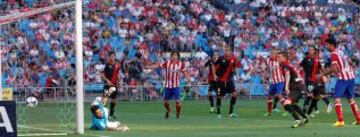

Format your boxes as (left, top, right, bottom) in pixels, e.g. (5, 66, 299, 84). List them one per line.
(75, 0, 85, 134)
(0, 47, 2, 101)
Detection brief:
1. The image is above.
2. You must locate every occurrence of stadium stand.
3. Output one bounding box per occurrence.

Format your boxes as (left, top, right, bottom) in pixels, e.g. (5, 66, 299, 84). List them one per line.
(1, 0, 360, 96)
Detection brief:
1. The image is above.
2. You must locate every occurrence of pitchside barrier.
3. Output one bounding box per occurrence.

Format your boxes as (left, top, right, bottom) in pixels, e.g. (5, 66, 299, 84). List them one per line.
(80, 83, 339, 101)
(0, 87, 16, 137)
(10, 84, 267, 103)
(10, 83, 347, 103)
(11, 84, 286, 103)
(8, 82, 352, 103)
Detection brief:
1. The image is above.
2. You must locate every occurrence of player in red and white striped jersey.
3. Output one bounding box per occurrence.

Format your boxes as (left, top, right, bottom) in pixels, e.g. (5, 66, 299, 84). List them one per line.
(264, 49, 286, 116)
(161, 59, 186, 89)
(266, 57, 285, 84)
(330, 51, 356, 80)
(320, 36, 360, 126)
(147, 51, 190, 119)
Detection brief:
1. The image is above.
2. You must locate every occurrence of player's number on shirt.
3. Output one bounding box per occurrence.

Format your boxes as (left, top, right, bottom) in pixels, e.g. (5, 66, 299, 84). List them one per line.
(307, 85, 314, 92)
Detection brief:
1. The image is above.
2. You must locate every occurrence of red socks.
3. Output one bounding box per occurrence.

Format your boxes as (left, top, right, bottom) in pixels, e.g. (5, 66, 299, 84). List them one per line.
(176, 101, 181, 115)
(267, 97, 273, 113)
(350, 100, 360, 122)
(164, 101, 181, 115)
(335, 102, 344, 122)
(164, 101, 171, 112)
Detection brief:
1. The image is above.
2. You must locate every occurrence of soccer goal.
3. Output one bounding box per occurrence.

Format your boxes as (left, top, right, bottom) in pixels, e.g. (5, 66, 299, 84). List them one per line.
(15, 87, 77, 136)
(0, 0, 84, 136)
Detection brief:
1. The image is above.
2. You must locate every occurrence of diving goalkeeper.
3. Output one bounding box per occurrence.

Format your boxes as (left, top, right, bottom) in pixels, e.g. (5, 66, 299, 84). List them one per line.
(90, 96, 129, 131)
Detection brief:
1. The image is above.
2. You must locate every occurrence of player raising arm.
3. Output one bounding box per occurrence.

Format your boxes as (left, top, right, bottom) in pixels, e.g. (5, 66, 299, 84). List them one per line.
(319, 36, 360, 127)
(146, 51, 191, 119)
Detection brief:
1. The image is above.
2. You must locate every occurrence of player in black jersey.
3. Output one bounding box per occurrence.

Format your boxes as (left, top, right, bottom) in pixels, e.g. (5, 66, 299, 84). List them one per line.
(205, 53, 219, 113)
(102, 52, 121, 120)
(214, 47, 241, 118)
(300, 46, 331, 117)
(278, 52, 309, 128)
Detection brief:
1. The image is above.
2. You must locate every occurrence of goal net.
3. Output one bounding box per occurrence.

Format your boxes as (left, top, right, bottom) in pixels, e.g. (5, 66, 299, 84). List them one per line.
(15, 87, 77, 136)
(0, 1, 80, 136)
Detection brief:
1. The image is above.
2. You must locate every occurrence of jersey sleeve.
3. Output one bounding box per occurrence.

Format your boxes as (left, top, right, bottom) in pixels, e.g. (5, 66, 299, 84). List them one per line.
(215, 58, 221, 65)
(300, 58, 306, 68)
(160, 62, 167, 69)
(204, 60, 210, 67)
(103, 64, 109, 73)
(234, 58, 242, 68)
(91, 116, 106, 130)
(281, 65, 290, 75)
(214, 58, 221, 69)
(330, 53, 338, 65)
(319, 59, 325, 68)
(181, 62, 186, 71)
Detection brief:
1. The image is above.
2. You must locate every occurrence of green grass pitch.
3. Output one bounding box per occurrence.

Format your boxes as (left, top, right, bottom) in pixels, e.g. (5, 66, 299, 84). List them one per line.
(18, 98, 360, 137)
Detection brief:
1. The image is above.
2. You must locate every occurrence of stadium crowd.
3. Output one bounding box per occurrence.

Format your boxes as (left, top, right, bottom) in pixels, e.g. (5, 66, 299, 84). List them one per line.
(0, 0, 75, 16)
(1, 0, 360, 96)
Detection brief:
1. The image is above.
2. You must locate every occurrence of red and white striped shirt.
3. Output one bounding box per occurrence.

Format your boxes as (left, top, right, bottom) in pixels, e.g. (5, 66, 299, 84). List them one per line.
(161, 60, 186, 88)
(266, 58, 285, 84)
(330, 50, 355, 80)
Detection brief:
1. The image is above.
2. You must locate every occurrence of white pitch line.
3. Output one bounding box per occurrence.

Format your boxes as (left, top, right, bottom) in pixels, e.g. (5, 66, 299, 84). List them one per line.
(18, 125, 107, 137)
(83, 133, 110, 137)
(18, 125, 68, 132)
(18, 133, 68, 136)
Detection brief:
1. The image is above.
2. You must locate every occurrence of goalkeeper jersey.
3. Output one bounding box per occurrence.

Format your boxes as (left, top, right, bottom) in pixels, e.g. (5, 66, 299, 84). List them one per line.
(91, 99, 108, 130)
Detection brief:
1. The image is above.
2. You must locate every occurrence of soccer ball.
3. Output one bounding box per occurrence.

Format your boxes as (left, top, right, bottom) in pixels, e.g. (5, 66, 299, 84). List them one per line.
(26, 97, 38, 108)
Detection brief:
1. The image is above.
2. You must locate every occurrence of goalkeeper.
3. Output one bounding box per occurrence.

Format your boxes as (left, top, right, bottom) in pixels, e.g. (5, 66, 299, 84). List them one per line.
(90, 96, 129, 132)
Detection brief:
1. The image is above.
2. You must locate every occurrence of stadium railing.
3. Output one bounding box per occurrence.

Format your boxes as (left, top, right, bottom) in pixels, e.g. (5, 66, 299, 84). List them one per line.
(10, 84, 269, 102)
(11, 83, 356, 103)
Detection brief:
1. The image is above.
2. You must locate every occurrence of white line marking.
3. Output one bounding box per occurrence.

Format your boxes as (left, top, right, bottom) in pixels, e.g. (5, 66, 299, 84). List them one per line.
(18, 125, 68, 132)
(18, 133, 68, 136)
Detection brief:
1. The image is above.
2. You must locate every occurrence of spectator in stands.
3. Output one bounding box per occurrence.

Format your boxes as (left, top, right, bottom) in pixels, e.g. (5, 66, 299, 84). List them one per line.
(1, 0, 360, 97)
